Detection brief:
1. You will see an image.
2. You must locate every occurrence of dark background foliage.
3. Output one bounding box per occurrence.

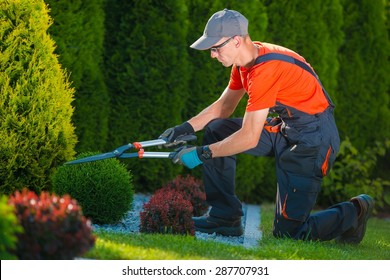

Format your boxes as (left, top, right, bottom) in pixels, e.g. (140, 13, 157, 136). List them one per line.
(1, 0, 389, 210)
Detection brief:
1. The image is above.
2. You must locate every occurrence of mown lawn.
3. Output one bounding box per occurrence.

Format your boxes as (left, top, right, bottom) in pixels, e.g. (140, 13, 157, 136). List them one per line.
(84, 203, 390, 260)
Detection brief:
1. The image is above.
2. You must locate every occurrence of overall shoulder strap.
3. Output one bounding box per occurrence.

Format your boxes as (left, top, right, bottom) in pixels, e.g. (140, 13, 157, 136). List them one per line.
(254, 53, 334, 107)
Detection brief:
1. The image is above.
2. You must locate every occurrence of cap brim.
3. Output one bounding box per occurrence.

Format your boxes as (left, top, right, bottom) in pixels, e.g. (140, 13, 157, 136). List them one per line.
(190, 35, 222, 50)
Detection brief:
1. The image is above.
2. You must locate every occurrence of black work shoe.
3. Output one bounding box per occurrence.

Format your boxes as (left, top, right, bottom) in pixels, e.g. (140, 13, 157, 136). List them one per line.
(192, 215, 244, 236)
(337, 194, 374, 244)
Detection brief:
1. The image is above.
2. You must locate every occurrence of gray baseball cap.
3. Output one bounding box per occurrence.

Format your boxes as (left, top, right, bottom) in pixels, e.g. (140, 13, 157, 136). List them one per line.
(190, 9, 248, 50)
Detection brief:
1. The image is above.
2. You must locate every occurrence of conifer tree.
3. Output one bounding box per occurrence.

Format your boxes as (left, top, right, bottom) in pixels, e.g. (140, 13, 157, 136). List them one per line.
(0, 0, 77, 194)
(46, 0, 109, 152)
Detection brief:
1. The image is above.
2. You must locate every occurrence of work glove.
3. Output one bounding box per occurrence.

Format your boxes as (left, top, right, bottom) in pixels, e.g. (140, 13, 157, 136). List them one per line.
(172, 146, 212, 169)
(159, 122, 194, 147)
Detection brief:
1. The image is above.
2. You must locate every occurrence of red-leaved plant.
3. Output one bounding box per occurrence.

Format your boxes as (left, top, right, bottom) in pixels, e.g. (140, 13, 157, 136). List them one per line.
(163, 175, 208, 217)
(140, 188, 195, 235)
(8, 189, 95, 259)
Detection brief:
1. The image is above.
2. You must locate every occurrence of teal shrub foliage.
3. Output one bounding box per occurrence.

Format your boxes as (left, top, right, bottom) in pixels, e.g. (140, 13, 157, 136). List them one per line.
(52, 152, 134, 224)
(321, 138, 390, 211)
(8, 189, 95, 260)
(163, 175, 208, 217)
(140, 188, 195, 236)
(0, 0, 77, 194)
(0, 195, 22, 260)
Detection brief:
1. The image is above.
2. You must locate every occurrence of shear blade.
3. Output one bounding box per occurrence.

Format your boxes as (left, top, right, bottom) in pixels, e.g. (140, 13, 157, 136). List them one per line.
(64, 152, 117, 165)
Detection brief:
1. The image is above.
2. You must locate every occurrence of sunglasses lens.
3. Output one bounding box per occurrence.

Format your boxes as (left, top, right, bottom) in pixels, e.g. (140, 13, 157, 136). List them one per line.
(210, 37, 234, 53)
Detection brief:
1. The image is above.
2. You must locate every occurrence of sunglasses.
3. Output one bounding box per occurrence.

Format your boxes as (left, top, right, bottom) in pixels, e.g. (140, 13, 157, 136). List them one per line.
(210, 37, 235, 53)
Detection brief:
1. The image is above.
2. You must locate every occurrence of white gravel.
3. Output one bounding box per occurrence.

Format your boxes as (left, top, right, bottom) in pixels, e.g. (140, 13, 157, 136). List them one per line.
(92, 194, 247, 247)
(92, 193, 150, 234)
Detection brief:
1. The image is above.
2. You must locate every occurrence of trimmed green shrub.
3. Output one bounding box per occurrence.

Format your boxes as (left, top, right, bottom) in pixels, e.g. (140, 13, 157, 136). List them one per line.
(140, 188, 195, 236)
(8, 189, 95, 260)
(320, 138, 390, 212)
(0, 0, 77, 194)
(0, 195, 22, 260)
(52, 152, 134, 224)
(163, 175, 208, 217)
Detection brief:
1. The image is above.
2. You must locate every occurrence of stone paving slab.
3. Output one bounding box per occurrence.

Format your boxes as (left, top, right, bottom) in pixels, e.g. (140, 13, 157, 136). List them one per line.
(243, 204, 262, 248)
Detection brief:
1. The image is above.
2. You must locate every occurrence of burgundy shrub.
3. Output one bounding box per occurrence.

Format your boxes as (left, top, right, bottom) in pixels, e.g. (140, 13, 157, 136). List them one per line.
(140, 188, 195, 235)
(163, 175, 208, 217)
(8, 189, 95, 259)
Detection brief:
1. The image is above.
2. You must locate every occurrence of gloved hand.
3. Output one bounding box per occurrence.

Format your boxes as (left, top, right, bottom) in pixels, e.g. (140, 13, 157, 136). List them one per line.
(172, 146, 212, 169)
(159, 122, 194, 145)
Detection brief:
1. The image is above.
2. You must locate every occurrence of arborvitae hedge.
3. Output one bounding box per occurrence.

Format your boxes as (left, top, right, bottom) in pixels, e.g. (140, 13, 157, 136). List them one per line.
(263, 0, 343, 95)
(336, 0, 390, 149)
(46, 0, 109, 153)
(104, 0, 190, 191)
(0, 0, 76, 194)
(184, 0, 230, 118)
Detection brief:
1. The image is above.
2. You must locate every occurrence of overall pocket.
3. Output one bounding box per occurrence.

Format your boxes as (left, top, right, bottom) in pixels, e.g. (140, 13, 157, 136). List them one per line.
(281, 173, 321, 222)
(282, 118, 320, 146)
(278, 142, 320, 176)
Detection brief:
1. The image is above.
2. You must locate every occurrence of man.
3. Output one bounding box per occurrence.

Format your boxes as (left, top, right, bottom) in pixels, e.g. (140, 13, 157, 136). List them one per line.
(159, 9, 374, 243)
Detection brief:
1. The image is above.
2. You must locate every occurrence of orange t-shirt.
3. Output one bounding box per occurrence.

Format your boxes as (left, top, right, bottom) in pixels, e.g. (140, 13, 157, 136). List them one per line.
(228, 42, 329, 114)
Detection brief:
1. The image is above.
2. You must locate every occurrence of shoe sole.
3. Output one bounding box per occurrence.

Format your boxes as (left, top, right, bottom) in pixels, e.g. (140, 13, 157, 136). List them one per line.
(195, 226, 244, 237)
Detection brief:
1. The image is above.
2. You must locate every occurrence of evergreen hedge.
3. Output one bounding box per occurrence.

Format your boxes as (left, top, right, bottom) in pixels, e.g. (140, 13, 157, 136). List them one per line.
(0, 0, 76, 194)
(263, 0, 343, 97)
(46, 0, 109, 153)
(103, 0, 190, 191)
(336, 0, 390, 149)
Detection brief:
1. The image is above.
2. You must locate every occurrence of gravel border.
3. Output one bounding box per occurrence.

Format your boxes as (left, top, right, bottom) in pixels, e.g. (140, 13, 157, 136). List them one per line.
(92, 193, 150, 234)
(92, 194, 253, 247)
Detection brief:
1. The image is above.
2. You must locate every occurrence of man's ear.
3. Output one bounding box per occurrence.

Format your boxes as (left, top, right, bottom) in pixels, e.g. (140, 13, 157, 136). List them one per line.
(234, 36, 241, 47)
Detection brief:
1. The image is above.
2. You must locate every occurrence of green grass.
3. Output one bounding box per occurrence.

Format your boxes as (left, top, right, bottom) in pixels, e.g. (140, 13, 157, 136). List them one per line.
(84, 203, 390, 260)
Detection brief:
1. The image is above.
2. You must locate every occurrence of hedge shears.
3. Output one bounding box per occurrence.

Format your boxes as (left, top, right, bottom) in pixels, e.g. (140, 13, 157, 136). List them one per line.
(64, 135, 196, 165)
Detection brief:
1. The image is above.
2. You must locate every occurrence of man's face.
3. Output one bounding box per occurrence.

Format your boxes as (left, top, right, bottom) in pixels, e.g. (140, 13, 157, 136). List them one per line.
(209, 36, 237, 67)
